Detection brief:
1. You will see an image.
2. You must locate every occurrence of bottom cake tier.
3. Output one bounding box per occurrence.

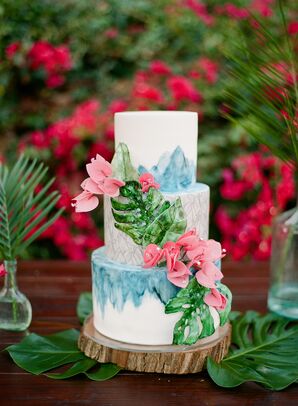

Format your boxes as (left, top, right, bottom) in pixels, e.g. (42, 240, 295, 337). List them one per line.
(92, 247, 222, 345)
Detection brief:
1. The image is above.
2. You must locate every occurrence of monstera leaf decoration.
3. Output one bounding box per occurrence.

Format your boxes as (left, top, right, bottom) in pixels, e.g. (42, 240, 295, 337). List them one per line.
(165, 278, 232, 345)
(111, 142, 187, 247)
(111, 181, 186, 246)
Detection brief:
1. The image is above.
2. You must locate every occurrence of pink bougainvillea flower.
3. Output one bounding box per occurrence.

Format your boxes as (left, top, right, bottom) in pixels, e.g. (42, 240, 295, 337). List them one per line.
(187, 239, 223, 264)
(195, 262, 223, 289)
(86, 154, 113, 183)
(143, 244, 164, 268)
(163, 241, 181, 272)
(101, 177, 125, 198)
(204, 288, 227, 311)
(167, 260, 192, 288)
(0, 264, 7, 277)
(139, 173, 160, 193)
(176, 229, 199, 251)
(71, 190, 99, 213)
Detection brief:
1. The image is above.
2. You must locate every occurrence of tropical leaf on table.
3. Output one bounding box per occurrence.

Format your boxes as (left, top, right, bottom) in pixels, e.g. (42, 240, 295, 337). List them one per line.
(111, 180, 187, 246)
(0, 155, 64, 260)
(5, 329, 121, 380)
(77, 291, 93, 324)
(207, 311, 298, 390)
(165, 277, 231, 345)
(224, 1, 298, 167)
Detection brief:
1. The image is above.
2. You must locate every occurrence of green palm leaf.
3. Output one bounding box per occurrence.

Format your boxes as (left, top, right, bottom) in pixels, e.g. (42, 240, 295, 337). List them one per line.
(0, 155, 64, 260)
(224, 1, 298, 168)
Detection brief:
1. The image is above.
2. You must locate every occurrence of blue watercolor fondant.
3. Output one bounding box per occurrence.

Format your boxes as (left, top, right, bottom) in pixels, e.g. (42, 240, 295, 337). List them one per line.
(92, 247, 179, 316)
(138, 146, 195, 192)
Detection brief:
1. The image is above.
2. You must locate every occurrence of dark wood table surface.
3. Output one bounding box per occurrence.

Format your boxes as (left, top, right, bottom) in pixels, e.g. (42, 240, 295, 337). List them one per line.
(0, 260, 297, 405)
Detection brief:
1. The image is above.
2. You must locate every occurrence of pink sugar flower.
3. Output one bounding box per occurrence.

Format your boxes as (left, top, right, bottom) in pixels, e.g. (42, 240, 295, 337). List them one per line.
(195, 262, 223, 289)
(176, 229, 199, 251)
(187, 239, 223, 264)
(101, 177, 125, 198)
(71, 190, 99, 213)
(139, 173, 160, 193)
(204, 288, 227, 311)
(143, 244, 164, 268)
(81, 177, 104, 194)
(167, 260, 192, 288)
(0, 264, 7, 277)
(86, 154, 113, 183)
(163, 241, 180, 272)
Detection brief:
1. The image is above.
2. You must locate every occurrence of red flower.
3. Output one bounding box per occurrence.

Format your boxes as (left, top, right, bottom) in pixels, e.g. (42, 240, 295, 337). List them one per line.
(167, 76, 203, 103)
(288, 22, 298, 36)
(5, 42, 21, 60)
(150, 60, 172, 75)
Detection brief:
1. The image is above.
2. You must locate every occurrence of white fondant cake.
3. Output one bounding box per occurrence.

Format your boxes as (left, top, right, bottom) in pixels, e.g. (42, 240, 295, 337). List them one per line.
(89, 111, 232, 346)
(115, 111, 198, 172)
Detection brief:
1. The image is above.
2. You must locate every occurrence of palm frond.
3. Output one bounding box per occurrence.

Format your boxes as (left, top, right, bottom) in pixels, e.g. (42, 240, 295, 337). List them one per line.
(0, 155, 64, 260)
(224, 1, 298, 169)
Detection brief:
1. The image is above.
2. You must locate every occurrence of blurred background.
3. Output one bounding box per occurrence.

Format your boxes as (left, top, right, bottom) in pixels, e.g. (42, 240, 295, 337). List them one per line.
(0, 0, 296, 261)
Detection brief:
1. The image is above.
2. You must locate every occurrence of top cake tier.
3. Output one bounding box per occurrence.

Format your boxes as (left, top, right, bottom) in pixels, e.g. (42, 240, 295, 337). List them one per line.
(115, 111, 198, 192)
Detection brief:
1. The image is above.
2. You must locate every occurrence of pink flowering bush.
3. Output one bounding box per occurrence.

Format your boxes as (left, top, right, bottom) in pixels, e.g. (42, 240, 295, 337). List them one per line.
(0, 0, 296, 260)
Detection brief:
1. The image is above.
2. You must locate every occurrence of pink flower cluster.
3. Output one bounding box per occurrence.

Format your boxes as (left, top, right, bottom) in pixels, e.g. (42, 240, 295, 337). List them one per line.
(72, 154, 125, 212)
(28, 41, 72, 87)
(143, 229, 227, 310)
(216, 150, 296, 261)
(5, 40, 72, 88)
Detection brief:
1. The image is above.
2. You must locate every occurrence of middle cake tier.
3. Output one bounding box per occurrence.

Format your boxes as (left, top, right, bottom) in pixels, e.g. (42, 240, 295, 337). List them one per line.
(104, 182, 210, 266)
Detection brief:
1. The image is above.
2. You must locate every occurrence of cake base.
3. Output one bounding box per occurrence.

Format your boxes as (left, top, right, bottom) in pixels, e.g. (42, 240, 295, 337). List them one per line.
(78, 315, 231, 374)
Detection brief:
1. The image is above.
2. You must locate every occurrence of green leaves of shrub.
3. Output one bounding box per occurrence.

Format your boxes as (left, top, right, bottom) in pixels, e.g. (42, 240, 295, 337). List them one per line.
(0, 155, 63, 260)
(5, 329, 121, 381)
(207, 311, 298, 390)
(165, 278, 231, 345)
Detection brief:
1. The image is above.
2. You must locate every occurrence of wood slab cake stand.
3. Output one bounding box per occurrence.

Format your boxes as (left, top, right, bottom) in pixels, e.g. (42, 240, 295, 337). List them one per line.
(78, 315, 231, 374)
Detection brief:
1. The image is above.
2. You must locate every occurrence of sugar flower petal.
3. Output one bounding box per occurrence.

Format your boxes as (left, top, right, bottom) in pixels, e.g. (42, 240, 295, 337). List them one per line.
(86, 154, 112, 183)
(71, 190, 99, 212)
(81, 177, 104, 195)
(143, 244, 164, 268)
(102, 177, 125, 197)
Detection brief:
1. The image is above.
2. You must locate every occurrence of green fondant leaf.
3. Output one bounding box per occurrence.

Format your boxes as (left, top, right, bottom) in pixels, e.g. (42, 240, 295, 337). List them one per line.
(111, 181, 186, 247)
(207, 311, 298, 391)
(165, 278, 215, 345)
(217, 283, 232, 326)
(165, 278, 232, 345)
(111, 142, 139, 182)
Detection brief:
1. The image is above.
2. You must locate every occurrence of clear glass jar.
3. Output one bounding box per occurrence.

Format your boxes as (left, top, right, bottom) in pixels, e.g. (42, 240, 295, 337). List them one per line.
(268, 207, 298, 318)
(0, 260, 32, 331)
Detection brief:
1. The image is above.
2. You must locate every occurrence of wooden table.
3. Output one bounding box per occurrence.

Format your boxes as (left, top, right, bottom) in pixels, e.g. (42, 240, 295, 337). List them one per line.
(0, 261, 297, 405)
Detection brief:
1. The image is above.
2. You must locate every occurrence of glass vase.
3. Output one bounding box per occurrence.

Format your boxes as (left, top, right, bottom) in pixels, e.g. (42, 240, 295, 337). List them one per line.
(268, 206, 298, 318)
(0, 260, 32, 331)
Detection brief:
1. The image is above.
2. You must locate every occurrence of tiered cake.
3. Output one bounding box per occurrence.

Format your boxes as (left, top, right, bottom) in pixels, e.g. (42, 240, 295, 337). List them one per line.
(87, 111, 232, 346)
